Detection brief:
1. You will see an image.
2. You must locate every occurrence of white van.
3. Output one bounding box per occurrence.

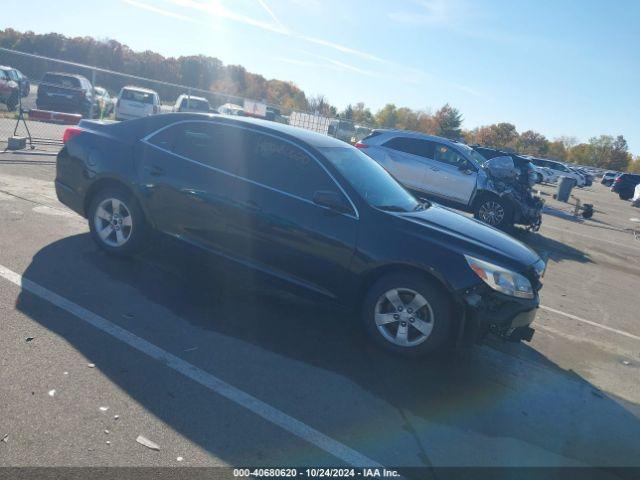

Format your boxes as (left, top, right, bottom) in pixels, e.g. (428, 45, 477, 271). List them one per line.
(115, 86, 161, 121)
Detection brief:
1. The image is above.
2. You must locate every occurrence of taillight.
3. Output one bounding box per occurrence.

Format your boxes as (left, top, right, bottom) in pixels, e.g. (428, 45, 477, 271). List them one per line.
(63, 126, 83, 143)
(614, 177, 622, 184)
(355, 141, 368, 149)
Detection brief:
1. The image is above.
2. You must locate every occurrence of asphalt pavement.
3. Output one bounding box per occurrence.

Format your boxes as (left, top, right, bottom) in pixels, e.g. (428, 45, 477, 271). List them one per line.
(0, 151, 639, 474)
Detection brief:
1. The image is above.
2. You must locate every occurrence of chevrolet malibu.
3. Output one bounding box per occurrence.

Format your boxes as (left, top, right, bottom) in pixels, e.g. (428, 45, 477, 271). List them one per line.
(55, 114, 545, 356)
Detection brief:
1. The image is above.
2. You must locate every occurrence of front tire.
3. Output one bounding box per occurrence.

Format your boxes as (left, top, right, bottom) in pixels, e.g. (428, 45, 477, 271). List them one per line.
(362, 273, 452, 356)
(6, 92, 18, 112)
(474, 195, 513, 230)
(88, 186, 147, 256)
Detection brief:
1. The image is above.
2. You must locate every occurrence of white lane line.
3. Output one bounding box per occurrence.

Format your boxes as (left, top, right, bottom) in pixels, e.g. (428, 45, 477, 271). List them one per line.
(540, 305, 640, 342)
(0, 264, 381, 468)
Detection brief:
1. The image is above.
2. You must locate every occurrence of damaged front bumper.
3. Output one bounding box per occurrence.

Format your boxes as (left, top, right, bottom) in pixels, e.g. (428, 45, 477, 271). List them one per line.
(457, 287, 539, 346)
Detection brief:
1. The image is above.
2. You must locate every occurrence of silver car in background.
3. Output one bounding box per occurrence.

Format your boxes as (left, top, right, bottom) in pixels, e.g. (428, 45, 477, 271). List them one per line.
(356, 130, 543, 230)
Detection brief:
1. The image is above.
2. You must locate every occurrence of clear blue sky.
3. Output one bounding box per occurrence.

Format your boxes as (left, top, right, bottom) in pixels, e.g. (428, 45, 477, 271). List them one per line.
(2, 0, 639, 154)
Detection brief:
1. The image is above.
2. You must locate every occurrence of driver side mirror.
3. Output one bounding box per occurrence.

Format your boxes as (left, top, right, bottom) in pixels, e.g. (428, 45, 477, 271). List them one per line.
(313, 190, 352, 214)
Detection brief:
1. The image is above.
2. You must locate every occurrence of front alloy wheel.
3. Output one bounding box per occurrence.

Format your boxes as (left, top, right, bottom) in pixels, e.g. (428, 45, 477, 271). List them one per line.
(362, 273, 452, 356)
(477, 200, 505, 227)
(374, 288, 434, 347)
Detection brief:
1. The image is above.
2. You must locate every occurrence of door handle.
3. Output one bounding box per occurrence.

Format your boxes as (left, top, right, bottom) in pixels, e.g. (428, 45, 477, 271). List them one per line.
(145, 165, 164, 176)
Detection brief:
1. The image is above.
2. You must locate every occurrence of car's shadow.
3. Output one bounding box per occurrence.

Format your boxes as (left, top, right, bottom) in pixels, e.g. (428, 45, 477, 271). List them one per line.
(512, 229, 591, 264)
(15, 233, 640, 472)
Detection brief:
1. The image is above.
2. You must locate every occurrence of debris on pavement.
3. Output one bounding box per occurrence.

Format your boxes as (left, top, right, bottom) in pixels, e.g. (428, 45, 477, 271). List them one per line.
(99, 406, 109, 412)
(106, 441, 111, 446)
(622, 360, 631, 366)
(87, 363, 95, 368)
(136, 435, 160, 451)
(114, 415, 120, 420)
(177, 456, 184, 462)
(25, 337, 34, 342)
(104, 430, 110, 434)
(48, 389, 56, 397)
(63, 371, 69, 375)
(1, 434, 8, 443)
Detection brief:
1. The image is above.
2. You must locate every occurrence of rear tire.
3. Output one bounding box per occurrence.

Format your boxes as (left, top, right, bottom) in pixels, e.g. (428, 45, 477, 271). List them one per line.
(88, 186, 148, 256)
(620, 192, 632, 201)
(362, 273, 453, 357)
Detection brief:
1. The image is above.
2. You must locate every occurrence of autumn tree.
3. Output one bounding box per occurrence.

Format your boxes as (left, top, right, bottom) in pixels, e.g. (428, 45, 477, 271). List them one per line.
(433, 103, 462, 140)
(517, 130, 549, 156)
(375, 104, 398, 128)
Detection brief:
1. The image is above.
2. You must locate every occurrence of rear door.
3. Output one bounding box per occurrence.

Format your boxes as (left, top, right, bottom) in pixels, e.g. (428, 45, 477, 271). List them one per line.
(379, 137, 436, 191)
(0, 70, 10, 100)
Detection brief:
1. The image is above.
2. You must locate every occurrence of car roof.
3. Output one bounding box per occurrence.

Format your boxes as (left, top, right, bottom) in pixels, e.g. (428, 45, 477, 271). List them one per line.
(152, 113, 349, 148)
(43, 71, 86, 79)
(121, 85, 158, 94)
(178, 94, 208, 102)
(372, 129, 464, 144)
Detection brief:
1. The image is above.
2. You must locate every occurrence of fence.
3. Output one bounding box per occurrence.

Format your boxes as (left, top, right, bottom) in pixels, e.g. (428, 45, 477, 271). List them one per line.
(0, 48, 373, 152)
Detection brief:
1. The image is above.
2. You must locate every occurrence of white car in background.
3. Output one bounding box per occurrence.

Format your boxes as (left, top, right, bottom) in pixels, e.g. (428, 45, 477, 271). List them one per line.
(531, 165, 558, 184)
(115, 86, 161, 121)
(530, 157, 585, 187)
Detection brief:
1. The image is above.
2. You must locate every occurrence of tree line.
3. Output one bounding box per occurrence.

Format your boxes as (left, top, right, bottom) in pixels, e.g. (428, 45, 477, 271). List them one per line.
(1, 28, 637, 172)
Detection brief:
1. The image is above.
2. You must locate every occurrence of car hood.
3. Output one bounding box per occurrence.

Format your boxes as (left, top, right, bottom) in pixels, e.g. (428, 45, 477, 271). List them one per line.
(399, 204, 540, 269)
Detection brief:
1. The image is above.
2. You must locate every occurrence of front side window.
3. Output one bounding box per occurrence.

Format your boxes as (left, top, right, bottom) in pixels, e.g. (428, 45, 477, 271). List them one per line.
(383, 137, 435, 159)
(240, 131, 339, 201)
(434, 144, 467, 168)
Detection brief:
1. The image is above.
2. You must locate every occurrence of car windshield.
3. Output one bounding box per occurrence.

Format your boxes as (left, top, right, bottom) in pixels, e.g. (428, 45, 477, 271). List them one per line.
(181, 98, 209, 110)
(460, 145, 488, 165)
(122, 89, 154, 103)
(319, 147, 421, 212)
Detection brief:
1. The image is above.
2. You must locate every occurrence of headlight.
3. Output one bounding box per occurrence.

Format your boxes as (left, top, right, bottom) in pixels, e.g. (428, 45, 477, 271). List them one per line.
(465, 255, 534, 299)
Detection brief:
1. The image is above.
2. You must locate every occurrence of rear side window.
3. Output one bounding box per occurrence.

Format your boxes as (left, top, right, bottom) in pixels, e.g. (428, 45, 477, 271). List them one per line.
(0, 71, 7, 81)
(383, 137, 435, 159)
(121, 89, 155, 104)
(148, 122, 338, 201)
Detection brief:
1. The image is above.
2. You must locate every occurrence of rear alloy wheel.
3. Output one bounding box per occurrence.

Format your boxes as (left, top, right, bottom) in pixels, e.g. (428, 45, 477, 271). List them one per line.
(474, 196, 512, 230)
(88, 187, 147, 256)
(363, 273, 451, 356)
